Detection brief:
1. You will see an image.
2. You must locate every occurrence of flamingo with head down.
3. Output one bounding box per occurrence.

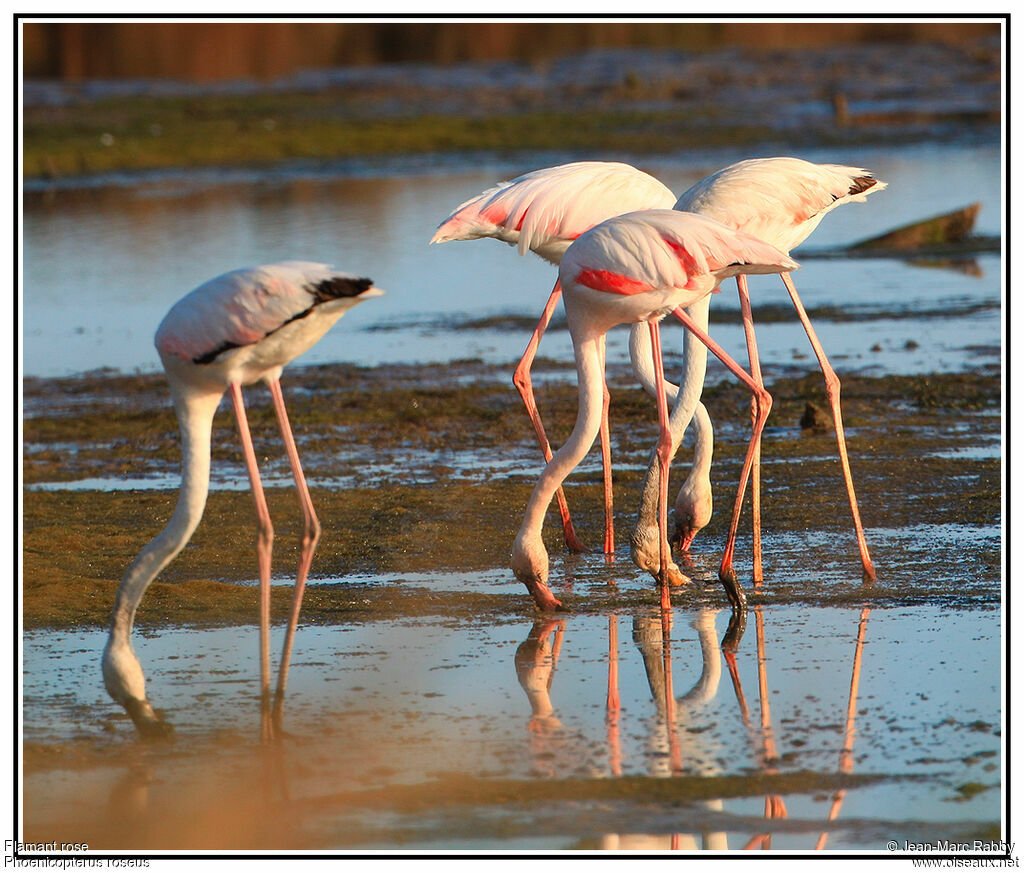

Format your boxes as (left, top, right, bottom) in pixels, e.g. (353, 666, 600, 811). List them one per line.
(628, 157, 886, 592)
(432, 162, 712, 573)
(511, 209, 796, 612)
(102, 261, 384, 736)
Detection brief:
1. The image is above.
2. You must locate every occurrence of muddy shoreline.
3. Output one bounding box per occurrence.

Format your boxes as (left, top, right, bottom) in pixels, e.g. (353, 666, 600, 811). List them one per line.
(23, 359, 1001, 630)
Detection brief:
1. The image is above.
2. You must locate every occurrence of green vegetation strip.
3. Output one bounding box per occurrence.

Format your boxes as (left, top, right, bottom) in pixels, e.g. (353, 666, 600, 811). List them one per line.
(23, 92, 774, 179)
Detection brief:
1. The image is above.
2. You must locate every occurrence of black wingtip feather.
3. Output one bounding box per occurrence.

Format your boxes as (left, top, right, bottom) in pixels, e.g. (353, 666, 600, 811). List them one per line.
(308, 276, 374, 303)
(849, 176, 877, 196)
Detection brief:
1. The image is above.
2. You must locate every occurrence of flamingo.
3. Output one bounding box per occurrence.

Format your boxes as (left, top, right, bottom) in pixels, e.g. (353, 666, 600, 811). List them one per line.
(511, 210, 797, 612)
(629, 157, 886, 590)
(101, 261, 384, 736)
(431, 162, 713, 561)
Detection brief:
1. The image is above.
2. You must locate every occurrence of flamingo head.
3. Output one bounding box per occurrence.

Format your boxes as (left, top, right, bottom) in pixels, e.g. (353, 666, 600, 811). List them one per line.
(673, 478, 713, 552)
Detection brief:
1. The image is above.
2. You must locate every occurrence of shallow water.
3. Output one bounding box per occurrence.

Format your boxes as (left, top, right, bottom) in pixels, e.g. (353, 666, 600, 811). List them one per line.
(22, 140, 1001, 380)
(23, 599, 999, 850)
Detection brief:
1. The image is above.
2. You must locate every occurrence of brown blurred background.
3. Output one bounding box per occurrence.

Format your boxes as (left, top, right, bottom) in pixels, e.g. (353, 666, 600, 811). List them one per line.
(23, 20, 1000, 82)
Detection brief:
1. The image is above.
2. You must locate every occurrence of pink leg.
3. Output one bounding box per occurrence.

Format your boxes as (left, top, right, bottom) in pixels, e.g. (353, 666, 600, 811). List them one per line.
(266, 378, 321, 713)
(229, 383, 274, 726)
(672, 308, 771, 609)
(513, 281, 587, 553)
(782, 273, 876, 583)
(736, 276, 764, 583)
(648, 321, 674, 611)
(598, 334, 615, 557)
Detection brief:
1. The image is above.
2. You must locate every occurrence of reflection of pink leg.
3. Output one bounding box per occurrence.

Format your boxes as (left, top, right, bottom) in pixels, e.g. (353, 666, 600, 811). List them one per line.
(229, 383, 274, 731)
(816, 607, 871, 849)
(607, 614, 622, 776)
(672, 308, 771, 609)
(752, 608, 787, 837)
(513, 281, 586, 553)
(737, 276, 764, 583)
(649, 322, 674, 611)
(660, 609, 682, 775)
(782, 273, 876, 583)
(550, 619, 565, 668)
(267, 379, 321, 711)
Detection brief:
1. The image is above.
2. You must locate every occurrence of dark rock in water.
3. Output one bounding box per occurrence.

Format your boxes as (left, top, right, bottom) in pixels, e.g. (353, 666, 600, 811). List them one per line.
(851, 203, 981, 250)
(800, 401, 831, 431)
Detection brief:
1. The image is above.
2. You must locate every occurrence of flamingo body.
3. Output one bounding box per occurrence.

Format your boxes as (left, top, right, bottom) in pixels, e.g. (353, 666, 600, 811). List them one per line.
(662, 156, 885, 585)
(155, 261, 381, 388)
(431, 161, 677, 262)
(103, 261, 383, 734)
(561, 209, 796, 323)
(675, 157, 887, 252)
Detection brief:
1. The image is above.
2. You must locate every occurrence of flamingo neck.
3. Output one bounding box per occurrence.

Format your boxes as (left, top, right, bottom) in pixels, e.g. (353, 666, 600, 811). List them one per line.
(519, 332, 606, 536)
(679, 610, 722, 708)
(687, 402, 714, 486)
(107, 382, 222, 642)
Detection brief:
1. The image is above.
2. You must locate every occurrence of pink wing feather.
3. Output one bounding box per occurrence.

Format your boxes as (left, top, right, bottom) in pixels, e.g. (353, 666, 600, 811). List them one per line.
(563, 210, 799, 297)
(431, 162, 676, 260)
(676, 157, 887, 252)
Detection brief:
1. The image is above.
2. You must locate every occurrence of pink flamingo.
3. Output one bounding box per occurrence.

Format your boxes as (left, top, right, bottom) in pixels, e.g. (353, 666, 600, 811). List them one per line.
(511, 210, 796, 612)
(629, 157, 886, 590)
(432, 162, 711, 560)
(102, 261, 384, 736)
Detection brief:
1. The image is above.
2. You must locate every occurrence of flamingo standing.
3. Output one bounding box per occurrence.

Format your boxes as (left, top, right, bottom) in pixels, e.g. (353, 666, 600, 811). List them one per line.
(102, 261, 384, 735)
(629, 157, 885, 590)
(511, 210, 796, 612)
(432, 162, 712, 563)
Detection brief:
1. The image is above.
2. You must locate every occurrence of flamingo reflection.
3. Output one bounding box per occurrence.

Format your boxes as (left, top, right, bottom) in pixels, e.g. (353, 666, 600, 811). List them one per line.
(600, 609, 727, 850)
(514, 618, 573, 778)
(511, 606, 871, 850)
(723, 605, 872, 850)
(815, 607, 871, 850)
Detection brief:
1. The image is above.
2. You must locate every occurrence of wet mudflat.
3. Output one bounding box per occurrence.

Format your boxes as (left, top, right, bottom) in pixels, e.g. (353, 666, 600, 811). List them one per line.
(21, 356, 1000, 851)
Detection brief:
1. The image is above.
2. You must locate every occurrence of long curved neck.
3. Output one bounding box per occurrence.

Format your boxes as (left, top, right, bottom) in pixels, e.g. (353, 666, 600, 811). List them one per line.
(675, 294, 711, 441)
(108, 381, 222, 642)
(519, 331, 606, 536)
(687, 402, 715, 486)
(629, 323, 679, 405)
(679, 610, 723, 708)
